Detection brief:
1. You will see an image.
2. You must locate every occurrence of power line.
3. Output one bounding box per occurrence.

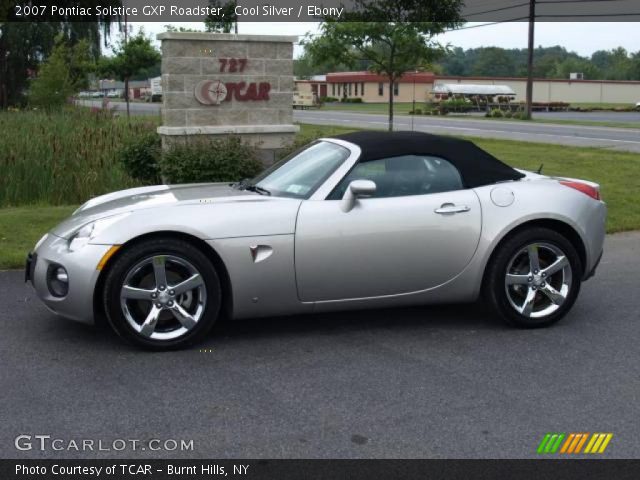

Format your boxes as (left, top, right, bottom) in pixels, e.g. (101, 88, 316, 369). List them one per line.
(537, 12, 640, 15)
(465, 2, 530, 17)
(538, 0, 631, 3)
(446, 18, 529, 32)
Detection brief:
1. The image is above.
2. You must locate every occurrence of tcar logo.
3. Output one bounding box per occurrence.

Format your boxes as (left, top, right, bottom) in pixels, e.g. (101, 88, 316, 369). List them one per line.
(194, 80, 228, 105)
(537, 432, 613, 454)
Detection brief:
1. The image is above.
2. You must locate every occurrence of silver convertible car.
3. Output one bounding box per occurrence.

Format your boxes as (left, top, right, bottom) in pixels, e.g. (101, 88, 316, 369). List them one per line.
(26, 131, 606, 350)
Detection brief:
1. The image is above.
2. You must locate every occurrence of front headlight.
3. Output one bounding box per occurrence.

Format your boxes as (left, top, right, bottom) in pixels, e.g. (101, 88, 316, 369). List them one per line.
(68, 213, 129, 251)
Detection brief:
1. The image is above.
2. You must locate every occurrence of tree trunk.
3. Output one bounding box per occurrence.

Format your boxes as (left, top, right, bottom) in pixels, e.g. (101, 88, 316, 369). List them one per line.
(124, 76, 130, 119)
(388, 77, 395, 131)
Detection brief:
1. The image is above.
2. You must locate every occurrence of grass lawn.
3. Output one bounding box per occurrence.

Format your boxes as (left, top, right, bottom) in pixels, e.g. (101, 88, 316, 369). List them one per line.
(0, 206, 77, 270)
(320, 102, 416, 115)
(1, 125, 638, 269)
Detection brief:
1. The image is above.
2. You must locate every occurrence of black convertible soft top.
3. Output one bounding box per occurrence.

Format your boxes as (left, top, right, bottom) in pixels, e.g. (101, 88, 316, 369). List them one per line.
(332, 131, 524, 188)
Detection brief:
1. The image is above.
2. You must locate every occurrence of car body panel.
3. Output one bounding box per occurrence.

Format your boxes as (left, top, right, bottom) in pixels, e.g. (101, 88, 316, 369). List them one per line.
(52, 183, 279, 239)
(295, 189, 482, 302)
(207, 235, 312, 319)
(31, 234, 110, 324)
(87, 198, 302, 245)
(28, 135, 607, 327)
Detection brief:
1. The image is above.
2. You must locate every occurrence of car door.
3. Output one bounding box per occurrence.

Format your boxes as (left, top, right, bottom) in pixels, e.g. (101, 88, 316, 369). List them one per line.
(294, 154, 482, 302)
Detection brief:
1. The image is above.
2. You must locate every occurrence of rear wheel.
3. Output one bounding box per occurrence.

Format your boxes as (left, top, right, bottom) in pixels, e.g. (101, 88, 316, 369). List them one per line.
(103, 238, 221, 350)
(484, 227, 582, 328)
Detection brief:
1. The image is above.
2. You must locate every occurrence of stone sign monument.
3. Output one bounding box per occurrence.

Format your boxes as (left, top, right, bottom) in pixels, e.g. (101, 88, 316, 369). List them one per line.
(157, 32, 299, 163)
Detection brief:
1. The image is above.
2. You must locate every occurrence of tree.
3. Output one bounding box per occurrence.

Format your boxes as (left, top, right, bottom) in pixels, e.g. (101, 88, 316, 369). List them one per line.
(305, 0, 464, 130)
(0, 1, 120, 108)
(471, 47, 516, 77)
(99, 30, 160, 118)
(204, 1, 238, 33)
(164, 25, 203, 33)
(294, 48, 369, 78)
(28, 36, 94, 109)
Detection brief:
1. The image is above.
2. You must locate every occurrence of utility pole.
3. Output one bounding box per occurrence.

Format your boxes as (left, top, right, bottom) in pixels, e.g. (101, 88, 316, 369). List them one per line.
(525, 0, 536, 120)
(123, 11, 130, 119)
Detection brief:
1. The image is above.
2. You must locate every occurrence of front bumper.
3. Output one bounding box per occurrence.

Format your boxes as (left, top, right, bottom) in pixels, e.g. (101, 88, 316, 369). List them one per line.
(26, 234, 114, 325)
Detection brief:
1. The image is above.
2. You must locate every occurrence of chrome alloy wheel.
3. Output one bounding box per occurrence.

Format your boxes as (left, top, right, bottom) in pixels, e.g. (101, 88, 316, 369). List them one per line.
(504, 243, 572, 318)
(120, 255, 207, 341)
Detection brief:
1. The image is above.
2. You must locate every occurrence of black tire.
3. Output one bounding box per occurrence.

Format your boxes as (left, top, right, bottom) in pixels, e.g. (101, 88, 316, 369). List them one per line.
(483, 227, 582, 328)
(103, 238, 221, 350)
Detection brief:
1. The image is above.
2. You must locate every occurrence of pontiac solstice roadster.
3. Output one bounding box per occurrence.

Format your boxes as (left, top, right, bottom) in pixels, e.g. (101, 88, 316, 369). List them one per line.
(26, 131, 606, 349)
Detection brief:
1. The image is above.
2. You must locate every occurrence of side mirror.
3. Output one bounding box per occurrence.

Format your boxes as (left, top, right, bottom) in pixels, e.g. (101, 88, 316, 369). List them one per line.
(340, 179, 377, 212)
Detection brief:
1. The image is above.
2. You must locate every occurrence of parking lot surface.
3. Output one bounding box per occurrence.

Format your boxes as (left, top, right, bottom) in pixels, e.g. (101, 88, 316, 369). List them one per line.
(1, 232, 638, 459)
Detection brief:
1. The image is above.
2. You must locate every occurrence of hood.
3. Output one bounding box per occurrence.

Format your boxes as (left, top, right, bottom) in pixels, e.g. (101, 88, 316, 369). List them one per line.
(52, 183, 262, 238)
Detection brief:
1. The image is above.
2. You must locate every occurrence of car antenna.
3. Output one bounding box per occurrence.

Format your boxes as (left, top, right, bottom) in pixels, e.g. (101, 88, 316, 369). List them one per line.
(537, 163, 544, 174)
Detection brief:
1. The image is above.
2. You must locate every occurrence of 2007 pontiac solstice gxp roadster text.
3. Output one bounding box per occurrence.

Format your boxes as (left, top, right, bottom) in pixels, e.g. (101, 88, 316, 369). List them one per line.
(26, 132, 606, 350)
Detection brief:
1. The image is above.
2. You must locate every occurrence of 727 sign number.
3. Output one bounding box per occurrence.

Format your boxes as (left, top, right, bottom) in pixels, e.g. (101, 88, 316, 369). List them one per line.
(219, 58, 247, 73)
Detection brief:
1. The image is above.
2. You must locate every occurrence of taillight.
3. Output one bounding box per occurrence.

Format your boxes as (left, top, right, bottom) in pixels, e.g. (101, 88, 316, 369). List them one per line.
(559, 181, 601, 200)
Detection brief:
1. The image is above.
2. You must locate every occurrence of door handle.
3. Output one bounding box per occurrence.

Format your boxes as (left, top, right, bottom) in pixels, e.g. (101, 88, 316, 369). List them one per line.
(434, 203, 471, 214)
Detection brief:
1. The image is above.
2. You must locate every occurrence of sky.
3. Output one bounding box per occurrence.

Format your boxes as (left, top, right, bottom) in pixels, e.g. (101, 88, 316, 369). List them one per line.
(128, 22, 640, 58)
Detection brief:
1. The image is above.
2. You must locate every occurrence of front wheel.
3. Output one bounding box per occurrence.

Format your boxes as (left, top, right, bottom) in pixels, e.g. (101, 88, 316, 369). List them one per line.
(484, 227, 582, 328)
(103, 238, 221, 350)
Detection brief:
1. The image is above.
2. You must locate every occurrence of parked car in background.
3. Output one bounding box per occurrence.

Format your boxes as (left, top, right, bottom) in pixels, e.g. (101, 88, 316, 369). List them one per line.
(25, 131, 606, 350)
(107, 90, 122, 98)
(91, 91, 105, 98)
(293, 91, 319, 109)
(635, 101, 640, 111)
(150, 76, 162, 102)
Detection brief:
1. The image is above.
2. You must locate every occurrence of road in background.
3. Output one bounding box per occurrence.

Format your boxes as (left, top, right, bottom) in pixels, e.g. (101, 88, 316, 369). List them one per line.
(1, 232, 639, 459)
(76, 99, 640, 152)
(295, 110, 640, 152)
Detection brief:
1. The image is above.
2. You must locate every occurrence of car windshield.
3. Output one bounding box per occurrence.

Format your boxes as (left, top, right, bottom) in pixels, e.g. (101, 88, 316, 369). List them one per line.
(252, 141, 351, 199)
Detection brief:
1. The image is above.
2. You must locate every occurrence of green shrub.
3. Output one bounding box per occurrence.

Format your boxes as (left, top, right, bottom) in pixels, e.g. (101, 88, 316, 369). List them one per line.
(340, 98, 363, 103)
(440, 99, 473, 113)
(490, 109, 504, 118)
(504, 110, 513, 118)
(160, 136, 263, 184)
(119, 133, 161, 184)
(319, 96, 339, 103)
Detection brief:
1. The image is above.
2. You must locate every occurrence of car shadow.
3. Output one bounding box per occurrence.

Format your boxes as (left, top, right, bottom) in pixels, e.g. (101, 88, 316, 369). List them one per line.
(37, 301, 504, 352)
(210, 301, 504, 343)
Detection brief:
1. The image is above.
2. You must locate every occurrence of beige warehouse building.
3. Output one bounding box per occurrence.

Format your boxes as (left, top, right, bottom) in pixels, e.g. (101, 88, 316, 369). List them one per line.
(295, 71, 640, 104)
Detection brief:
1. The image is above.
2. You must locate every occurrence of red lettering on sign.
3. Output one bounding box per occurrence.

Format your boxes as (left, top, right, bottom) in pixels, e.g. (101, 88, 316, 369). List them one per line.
(257, 82, 270, 100)
(222, 82, 271, 102)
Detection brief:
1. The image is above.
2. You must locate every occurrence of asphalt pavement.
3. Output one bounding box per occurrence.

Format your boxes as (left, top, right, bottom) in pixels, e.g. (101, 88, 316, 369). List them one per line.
(294, 110, 640, 153)
(1, 232, 639, 459)
(77, 99, 640, 152)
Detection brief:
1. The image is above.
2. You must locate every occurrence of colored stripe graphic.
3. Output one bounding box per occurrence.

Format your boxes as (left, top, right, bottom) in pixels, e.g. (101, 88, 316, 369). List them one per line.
(574, 433, 589, 453)
(537, 433, 565, 454)
(542, 433, 613, 454)
(585, 433, 614, 454)
(537, 434, 552, 454)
